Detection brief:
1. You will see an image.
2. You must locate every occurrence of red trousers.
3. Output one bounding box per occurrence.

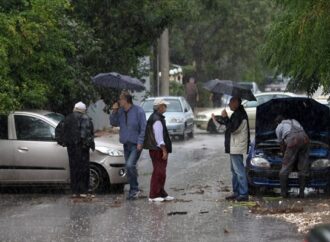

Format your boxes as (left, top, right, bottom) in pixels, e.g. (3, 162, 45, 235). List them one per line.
(149, 150, 168, 198)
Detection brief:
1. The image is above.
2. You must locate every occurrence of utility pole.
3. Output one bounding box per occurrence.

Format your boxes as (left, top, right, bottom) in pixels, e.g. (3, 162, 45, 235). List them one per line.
(159, 28, 169, 96)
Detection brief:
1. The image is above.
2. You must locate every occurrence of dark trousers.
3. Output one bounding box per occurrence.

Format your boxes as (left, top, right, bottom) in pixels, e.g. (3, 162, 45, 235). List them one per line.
(149, 150, 168, 198)
(279, 132, 310, 195)
(67, 145, 90, 194)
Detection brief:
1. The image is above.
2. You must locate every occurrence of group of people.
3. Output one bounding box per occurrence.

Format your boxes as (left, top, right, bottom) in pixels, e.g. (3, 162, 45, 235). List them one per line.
(211, 96, 310, 200)
(59, 90, 310, 201)
(110, 91, 174, 202)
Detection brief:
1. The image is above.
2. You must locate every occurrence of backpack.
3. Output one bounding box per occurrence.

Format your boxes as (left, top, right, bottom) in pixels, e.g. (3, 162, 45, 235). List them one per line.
(55, 120, 66, 147)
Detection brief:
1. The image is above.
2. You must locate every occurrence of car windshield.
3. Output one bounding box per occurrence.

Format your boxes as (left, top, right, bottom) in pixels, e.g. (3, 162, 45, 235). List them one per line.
(142, 99, 183, 112)
(45, 112, 64, 124)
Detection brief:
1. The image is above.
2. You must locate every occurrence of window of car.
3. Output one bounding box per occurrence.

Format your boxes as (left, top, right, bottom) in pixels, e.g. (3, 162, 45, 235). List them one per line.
(244, 100, 258, 108)
(0, 115, 8, 140)
(182, 99, 191, 112)
(14, 115, 55, 141)
(45, 112, 64, 124)
(142, 99, 183, 112)
(256, 95, 274, 106)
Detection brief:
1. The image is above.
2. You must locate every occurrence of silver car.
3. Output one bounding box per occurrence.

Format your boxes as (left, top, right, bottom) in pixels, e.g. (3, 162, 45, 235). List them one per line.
(141, 96, 195, 139)
(0, 111, 127, 192)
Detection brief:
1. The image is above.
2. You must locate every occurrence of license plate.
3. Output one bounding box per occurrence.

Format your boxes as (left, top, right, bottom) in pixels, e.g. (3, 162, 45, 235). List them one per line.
(288, 172, 299, 179)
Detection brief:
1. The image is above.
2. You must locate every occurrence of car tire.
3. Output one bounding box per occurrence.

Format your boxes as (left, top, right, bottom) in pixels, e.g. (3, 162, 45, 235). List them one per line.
(188, 129, 194, 138)
(89, 163, 109, 193)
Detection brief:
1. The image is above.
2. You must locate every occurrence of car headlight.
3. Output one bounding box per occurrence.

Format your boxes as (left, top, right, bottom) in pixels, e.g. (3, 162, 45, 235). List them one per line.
(95, 146, 124, 157)
(170, 117, 185, 123)
(311, 159, 330, 168)
(250, 157, 271, 168)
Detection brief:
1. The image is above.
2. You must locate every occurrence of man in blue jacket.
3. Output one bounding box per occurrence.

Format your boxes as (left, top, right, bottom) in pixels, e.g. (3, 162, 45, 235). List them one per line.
(110, 91, 147, 200)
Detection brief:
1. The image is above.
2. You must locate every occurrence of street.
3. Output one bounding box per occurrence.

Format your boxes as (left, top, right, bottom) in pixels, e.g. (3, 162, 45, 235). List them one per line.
(0, 131, 306, 242)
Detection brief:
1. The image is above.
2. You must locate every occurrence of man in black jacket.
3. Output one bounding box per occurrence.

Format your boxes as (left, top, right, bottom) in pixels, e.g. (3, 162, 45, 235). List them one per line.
(63, 102, 95, 198)
(144, 98, 174, 202)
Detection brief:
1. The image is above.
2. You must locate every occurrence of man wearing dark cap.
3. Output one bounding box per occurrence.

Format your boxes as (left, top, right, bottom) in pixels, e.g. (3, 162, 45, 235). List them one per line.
(275, 115, 310, 198)
(212, 97, 250, 201)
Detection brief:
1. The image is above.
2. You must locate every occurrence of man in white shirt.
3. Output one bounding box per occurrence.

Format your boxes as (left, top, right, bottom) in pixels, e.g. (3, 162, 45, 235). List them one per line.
(144, 98, 174, 202)
(275, 115, 310, 198)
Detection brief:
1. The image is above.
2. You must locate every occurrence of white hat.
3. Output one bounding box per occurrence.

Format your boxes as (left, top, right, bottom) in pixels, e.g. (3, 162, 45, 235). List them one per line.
(74, 101, 86, 111)
(153, 98, 170, 106)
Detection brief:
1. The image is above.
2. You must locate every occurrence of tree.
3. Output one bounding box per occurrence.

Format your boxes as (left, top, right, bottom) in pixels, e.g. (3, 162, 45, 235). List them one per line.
(170, 0, 274, 83)
(262, 0, 330, 94)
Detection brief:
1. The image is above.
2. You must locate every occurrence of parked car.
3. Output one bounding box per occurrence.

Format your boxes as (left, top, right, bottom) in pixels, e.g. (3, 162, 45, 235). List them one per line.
(141, 96, 194, 139)
(246, 98, 330, 195)
(305, 224, 330, 242)
(195, 92, 300, 133)
(0, 111, 127, 192)
(238, 81, 261, 94)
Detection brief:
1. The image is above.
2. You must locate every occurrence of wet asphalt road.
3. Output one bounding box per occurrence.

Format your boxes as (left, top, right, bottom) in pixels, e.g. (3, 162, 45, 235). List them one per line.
(0, 130, 303, 242)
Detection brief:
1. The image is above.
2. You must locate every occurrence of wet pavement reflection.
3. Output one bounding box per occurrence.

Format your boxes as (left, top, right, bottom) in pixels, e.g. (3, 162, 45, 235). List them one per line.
(0, 131, 305, 241)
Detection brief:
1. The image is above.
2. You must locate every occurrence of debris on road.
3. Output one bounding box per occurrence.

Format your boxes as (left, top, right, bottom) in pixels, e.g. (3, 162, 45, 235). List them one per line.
(167, 211, 188, 216)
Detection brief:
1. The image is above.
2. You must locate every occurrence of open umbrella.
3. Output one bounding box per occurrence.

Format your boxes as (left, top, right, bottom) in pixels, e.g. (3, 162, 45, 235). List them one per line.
(92, 72, 145, 92)
(203, 79, 256, 101)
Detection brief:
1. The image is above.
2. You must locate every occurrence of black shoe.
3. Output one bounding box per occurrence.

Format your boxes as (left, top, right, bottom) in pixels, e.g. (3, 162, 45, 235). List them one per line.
(236, 196, 249, 202)
(225, 194, 237, 200)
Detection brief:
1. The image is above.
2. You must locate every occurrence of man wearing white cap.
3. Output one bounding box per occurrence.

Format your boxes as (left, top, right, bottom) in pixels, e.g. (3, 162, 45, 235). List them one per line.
(62, 101, 95, 199)
(144, 98, 174, 202)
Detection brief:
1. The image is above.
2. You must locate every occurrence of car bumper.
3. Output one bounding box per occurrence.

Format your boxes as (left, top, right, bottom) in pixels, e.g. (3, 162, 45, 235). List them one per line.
(194, 120, 208, 130)
(99, 156, 127, 185)
(247, 168, 330, 188)
(167, 123, 185, 135)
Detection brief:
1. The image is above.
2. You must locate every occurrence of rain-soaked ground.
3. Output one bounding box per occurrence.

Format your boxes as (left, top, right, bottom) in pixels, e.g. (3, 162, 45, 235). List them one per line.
(1, 129, 324, 242)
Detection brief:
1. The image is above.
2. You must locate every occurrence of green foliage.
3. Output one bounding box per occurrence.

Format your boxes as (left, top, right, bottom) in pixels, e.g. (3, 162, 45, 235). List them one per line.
(171, 0, 274, 83)
(262, 0, 330, 94)
(169, 81, 184, 96)
(0, 0, 188, 113)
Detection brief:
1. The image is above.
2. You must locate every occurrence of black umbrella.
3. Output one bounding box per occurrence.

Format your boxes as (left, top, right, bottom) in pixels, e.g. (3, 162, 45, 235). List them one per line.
(92, 72, 145, 92)
(203, 79, 256, 101)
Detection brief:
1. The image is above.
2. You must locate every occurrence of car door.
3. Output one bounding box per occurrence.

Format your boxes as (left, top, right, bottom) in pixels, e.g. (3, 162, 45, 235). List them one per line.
(182, 98, 194, 130)
(0, 115, 15, 182)
(12, 114, 69, 183)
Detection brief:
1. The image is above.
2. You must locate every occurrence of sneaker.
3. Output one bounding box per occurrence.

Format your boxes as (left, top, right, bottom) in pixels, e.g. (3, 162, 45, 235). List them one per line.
(163, 196, 175, 201)
(235, 196, 249, 202)
(148, 197, 165, 202)
(225, 194, 237, 201)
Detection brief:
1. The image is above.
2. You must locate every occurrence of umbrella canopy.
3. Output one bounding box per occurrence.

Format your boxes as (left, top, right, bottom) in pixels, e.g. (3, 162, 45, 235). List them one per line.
(203, 79, 256, 101)
(92, 72, 145, 92)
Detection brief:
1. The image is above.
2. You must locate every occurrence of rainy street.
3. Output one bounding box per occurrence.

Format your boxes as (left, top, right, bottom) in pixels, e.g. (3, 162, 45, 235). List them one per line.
(0, 130, 307, 242)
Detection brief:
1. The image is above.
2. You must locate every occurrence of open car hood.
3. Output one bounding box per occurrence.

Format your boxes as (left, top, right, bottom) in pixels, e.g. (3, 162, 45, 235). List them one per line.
(255, 97, 330, 145)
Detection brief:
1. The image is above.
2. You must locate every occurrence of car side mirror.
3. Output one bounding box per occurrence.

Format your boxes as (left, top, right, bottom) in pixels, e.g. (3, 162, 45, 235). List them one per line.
(184, 108, 188, 112)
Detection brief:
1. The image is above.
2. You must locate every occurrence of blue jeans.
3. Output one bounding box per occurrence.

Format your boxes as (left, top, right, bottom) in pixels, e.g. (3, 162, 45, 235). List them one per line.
(124, 142, 142, 197)
(230, 154, 248, 197)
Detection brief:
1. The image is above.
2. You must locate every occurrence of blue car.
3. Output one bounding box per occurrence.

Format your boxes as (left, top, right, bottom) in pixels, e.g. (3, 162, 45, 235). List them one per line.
(246, 97, 330, 195)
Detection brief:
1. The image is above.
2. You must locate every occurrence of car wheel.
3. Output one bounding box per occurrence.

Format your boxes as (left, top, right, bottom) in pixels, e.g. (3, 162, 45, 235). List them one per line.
(187, 129, 194, 138)
(89, 164, 109, 193)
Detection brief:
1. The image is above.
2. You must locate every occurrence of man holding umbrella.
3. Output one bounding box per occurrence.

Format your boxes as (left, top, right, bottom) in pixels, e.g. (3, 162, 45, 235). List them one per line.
(110, 91, 147, 200)
(212, 96, 250, 201)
